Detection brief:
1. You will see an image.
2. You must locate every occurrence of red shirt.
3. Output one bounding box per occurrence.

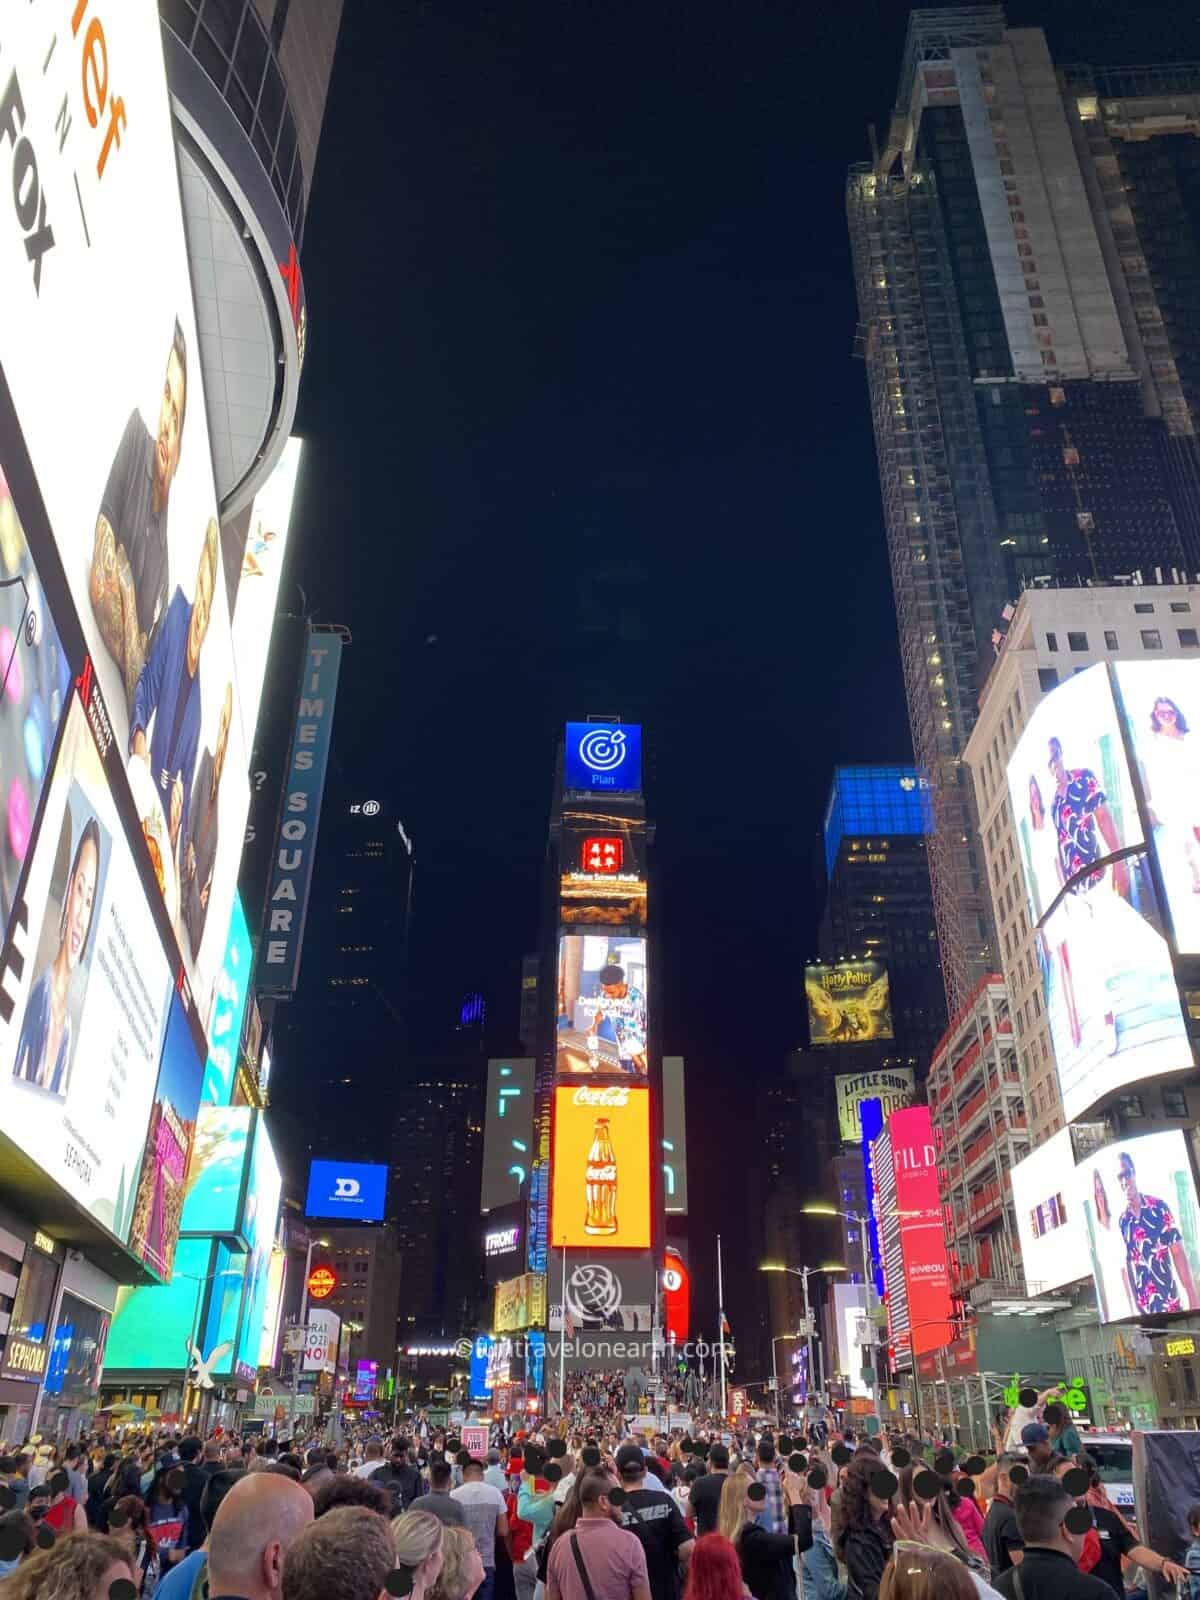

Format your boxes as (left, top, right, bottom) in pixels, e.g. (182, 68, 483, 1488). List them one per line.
(44, 1497, 79, 1533)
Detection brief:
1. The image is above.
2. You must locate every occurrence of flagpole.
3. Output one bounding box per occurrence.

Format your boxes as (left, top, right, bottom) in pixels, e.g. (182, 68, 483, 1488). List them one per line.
(558, 1242, 567, 1417)
(717, 1233, 727, 1419)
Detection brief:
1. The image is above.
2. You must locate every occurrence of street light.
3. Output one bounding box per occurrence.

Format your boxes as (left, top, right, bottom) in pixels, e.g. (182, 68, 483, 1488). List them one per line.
(759, 1262, 846, 1410)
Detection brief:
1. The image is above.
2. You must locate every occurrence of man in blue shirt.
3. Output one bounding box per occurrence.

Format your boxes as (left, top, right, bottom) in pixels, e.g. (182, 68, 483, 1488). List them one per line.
(130, 519, 218, 861)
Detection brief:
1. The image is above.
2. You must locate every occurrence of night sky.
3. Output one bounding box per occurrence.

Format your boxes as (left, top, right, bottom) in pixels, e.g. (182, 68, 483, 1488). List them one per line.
(286, 0, 1194, 1336)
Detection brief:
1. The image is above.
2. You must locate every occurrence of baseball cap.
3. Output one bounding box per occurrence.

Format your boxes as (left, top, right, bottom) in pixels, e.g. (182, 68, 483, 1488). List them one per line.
(615, 1443, 647, 1475)
(1021, 1423, 1050, 1445)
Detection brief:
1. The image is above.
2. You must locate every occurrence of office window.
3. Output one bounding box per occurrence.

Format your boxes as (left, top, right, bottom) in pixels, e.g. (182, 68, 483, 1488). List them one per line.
(1163, 1086, 1189, 1118)
(1179, 629, 1199, 649)
(1067, 632, 1088, 651)
(1104, 630, 1118, 650)
(1141, 629, 1163, 650)
(1134, 602, 1155, 614)
(1038, 667, 1058, 692)
(1171, 601, 1191, 613)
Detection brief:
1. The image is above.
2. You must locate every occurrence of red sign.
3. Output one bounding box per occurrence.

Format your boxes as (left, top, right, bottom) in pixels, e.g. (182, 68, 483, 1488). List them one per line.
(581, 837, 624, 874)
(663, 1247, 690, 1345)
(887, 1106, 954, 1359)
(730, 1387, 748, 1418)
(307, 1266, 337, 1301)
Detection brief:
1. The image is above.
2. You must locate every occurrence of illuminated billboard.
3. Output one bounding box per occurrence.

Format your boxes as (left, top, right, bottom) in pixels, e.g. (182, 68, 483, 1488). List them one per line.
(1008, 662, 1143, 928)
(1011, 1128, 1086, 1297)
(549, 1254, 655, 1332)
(559, 817, 647, 928)
(0, 4, 251, 1035)
(1076, 1130, 1200, 1323)
(1115, 660, 1200, 955)
(302, 1306, 340, 1373)
(493, 1273, 547, 1334)
(104, 1235, 213, 1372)
(881, 1106, 953, 1360)
(200, 894, 253, 1107)
(551, 1084, 651, 1250)
(833, 1281, 870, 1397)
(835, 1068, 914, 1143)
(235, 1116, 282, 1379)
(805, 961, 893, 1047)
(564, 723, 642, 794)
(0, 693, 172, 1244)
(227, 440, 303, 746)
(555, 935, 647, 1079)
(180, 1106, 251, 1238)
(483, 1200, 525, 1286)
(662, 1056, 688, 1215)
(128, 997, 205, 1281)
(258, 1245, 287, 1370)
(481, 1059, 535, 1211)
(305, 1160, 387, 1222)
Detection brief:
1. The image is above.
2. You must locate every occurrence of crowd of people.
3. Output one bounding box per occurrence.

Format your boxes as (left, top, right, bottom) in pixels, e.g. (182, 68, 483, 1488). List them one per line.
(0, 1410, 1196, 1600)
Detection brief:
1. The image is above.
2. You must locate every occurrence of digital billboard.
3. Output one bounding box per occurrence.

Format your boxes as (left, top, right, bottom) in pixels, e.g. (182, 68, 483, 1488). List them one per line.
(0, 693, 172, 1244)
(104, 1235, 213, 1372)
(806, 961, 893, 1047)
(549, 1254, 655, 1332)
(302, 1306, 340, 1373)
(835, 1068, 914, 1143)
(305, 1160, 388, 1223)
(559, 816, 646, 928)
(180, 1106, 252, 1238)
(128, 996, 205, 1281)
(1115, 660, 1200, 955)
(1008, 662, 1143, 927)
(258, 1244, 287, 1370)
(564, 723, 642, 794)
(1075, 1130, 1200, 1324)
(469, 1334, 494, 1401)
(200, 1238, 245, 1379)
(1038, 851, 1188, 1122)
(555, 935, 647, 1079)
(235, 1116, 282, 1379)
(1011, 1128, 1086, 1297)
(200, 894, 253, 1107)
(663, 1246, 690, 1345)
(481, 1059, 535, 1211)
(484, 1200, 525, 1286)
(493, 1272, 547, 1334)
(886, 1106, 953, 1359)
(551, 1084, 651, 1250)
(226, 440, 303, 746)
(0, 4, 253, 1035)
(833, 1281, 870, 1397)
(662, 1056, 688, 1214)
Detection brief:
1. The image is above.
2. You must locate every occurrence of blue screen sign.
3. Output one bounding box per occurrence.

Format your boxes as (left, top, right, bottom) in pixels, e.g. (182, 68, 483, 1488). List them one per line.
(564, 723, 642, 793)
(305, 1160, 388, 1222)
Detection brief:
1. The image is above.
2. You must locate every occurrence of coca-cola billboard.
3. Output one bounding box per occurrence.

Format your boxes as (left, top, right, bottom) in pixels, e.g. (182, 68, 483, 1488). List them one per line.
(551, 1084, 651, 1250)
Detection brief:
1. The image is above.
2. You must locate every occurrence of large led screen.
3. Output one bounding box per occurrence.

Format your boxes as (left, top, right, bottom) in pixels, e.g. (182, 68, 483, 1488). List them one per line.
(1116, 660, 1200, 955)
(0, 3, 251, 1036)
(1039, 851, 1189, 1122)
(128, 996, 204, 1281)
(0, 693, 172, 1242)
(200, 894, 253, 1107)
(662, 1056, 688, 1215)
(1011, 1127, 1086, 1296)
(835, 1067, 913, 1142)
(805, 961, 893, 1047)
(493, 1273, 547, 1334)
(564, 724, 642, 794)
(257, 1245, 287, 1370)
(481, 1059, 535, 1211)
(235, 1116, 282, 1380)
(1076, 1130, 1200, 1323)
(887, 1106, 954, 1359)
(559, 816, 646, 929)
(104, 1235, 213, 1371)
(226, 440, 302, 747)
(305, 1159, 388, 1222)
(555, 935, 647, 1079)
(1008, 662, 1142, 926)
(180, 1106, 251, 1238)
(551, 1084, 651, 1250)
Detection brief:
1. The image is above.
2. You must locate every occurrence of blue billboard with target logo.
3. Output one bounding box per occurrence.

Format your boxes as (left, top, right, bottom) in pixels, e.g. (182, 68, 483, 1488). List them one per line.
(564, 723, 642, 794)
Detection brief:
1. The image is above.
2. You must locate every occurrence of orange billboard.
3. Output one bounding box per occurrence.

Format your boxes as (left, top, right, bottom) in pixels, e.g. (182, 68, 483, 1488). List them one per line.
(552, 1084, 651, 1250)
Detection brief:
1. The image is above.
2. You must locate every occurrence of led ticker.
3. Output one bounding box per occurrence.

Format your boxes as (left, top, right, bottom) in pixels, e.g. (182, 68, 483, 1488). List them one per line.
(307, 1266, 337, 1301)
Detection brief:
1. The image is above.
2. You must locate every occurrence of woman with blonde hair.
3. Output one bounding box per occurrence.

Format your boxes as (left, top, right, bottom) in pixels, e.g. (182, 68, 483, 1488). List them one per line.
(879, 1545, 977, 1600)
(717, 1473, 799, 1600)
(391, 1509, 446, 1600)
(0, 1530, 134, 1600)
(427, 1523, 484, 1600)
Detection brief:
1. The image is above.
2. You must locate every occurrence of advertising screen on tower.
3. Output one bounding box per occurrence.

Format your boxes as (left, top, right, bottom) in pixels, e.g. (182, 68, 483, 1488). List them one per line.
(555, 935, 648, 1079)
(564, 724, 642, 794)
(805, 962, 893, 1047)
(305, 1160, 387, 1222)
(1075, 1129, 1200, 1324)
(200, 894, 253, 1107)
(481, 1059, 535, 1212)
(836, 1069, 914, 1143)
(551, 1084, 651, 1250)
(662, 1056, 688, 1215)
(180, 1107, 252, 1238)
(549, 1254, 656, 1331)
(886, 1106, 953, 1359)
(127, 996, 205, 1281)
(1115, 660, 1200, 956)
(1011, 1128, 1086, 1297)
(559, 816, 647, 928)
(235, 1116, 282, 1379)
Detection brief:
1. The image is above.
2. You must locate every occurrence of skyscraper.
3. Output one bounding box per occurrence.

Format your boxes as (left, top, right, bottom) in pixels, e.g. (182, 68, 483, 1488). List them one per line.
(847, 8, 1194, 1015)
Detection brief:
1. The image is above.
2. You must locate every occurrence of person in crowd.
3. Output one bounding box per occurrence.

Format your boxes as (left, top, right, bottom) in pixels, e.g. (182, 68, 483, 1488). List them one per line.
(312, 1475, 391, 1519)
(429, 1523, 487, 1600)
(0, 1509, 35, 1579)
(152, 1467, 246, 1600)
(982, 1456, 1025, 1581)
(486, 1453, 509, 1494)
(451, 1457, 510, 1600)
(612, 1442, 693, 1600)
(145, 1466, 192, 1567)
(195, 1469, 312, 1600)
(1049, 1456, 1185, 1597)
(680, 1533, 746, 1600)
(374, 1442, 425, 1513)
(835, 1452, 895, 1600)
(413, 1460, 468, 1527)
(1003, 1392, 1058, 1454)
(796, 1474, 845, 1600)
(43, 1467, 89, 1535)
(0, 1529, 135, 1600)
(280, 1504, 396, 1600)
(545, 1468, 651, 1600)
(392, 1509, 448, 1600)
(753, 1441, 786, 1539)
(86, 1453, 117, 1528)
(1043, 1408, 1082, 1462)
(990, 1476, 1121, 1600)
(688, 1446, 729, 1539)
(1184, 1504, 1200, 1600)
(0, 1455, 30, 1514)
(896, 1471, 983, 1572)
(716, 1474, 797, 1600)
(174, 1439, 210, 1553)
(1020, 1428, 1054, 1475)
(878, 1544, 977, 1600)
(64, 1446, 89, 1507)
(107, 1493, 162, 1595)
(354, 1440, 386, 1480)
(300, 1448, 335, 1498)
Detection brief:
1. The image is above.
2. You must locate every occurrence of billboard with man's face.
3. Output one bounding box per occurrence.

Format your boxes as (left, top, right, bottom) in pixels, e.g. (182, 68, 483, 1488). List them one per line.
(555, 935, 648, 1079)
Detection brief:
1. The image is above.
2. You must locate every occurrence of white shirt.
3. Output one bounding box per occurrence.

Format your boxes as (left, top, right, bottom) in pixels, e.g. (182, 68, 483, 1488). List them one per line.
(353, 1458, 385, 1478)
(451, 1480, 508, 1568)
(553, 1470, 576, 1505)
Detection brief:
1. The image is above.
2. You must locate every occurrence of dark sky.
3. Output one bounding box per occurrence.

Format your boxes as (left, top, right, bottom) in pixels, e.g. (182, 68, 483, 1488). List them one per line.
(287, 0, 1194, 1336)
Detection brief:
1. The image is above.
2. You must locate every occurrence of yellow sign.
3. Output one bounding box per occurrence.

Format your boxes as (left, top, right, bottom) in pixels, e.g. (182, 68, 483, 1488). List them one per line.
(3, 1337, 48, 1378)
(1166, 1336, 1196, 1358)
(32, 1231, 56, 1256)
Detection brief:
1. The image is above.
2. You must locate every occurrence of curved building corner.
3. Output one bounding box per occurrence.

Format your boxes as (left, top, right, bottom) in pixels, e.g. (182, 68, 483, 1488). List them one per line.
(159, 0, 343, 516)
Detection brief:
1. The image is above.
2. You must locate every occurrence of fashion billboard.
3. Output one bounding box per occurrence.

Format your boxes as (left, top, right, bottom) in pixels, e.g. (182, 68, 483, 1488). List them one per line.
(1115, 660, 1200, 956)
(257, 632, 342, 995)
(555, 935, 648, 1079)
(559, 816, 647, 928)
(481, 1059, 535, 1212)
(835, 1068, 914, 1144)
(1011, 1127, 1086, 1297)
(1076, 1130, 1200, 1324)
(493, 1272, 547, 1334)
(0, 2, 251, 1035)
(551, 1084, 651, 1251)
(564, 723, 642, 794)
(885, 1105, 953, 1360)
(180, 1106, 252, 1238)
(0, 692, 172, 1245)
(305, 1159, 387, 1223)
(128, 996, 205, 1281)
(805, 962, 893, 1047)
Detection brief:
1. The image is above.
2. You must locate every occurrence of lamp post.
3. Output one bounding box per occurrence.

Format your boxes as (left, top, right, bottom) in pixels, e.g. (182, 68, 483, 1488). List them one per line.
(759, 1263, 845, 1411)
(770, 1332, 805, 1426)
(291, 1234, 332, 1420)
